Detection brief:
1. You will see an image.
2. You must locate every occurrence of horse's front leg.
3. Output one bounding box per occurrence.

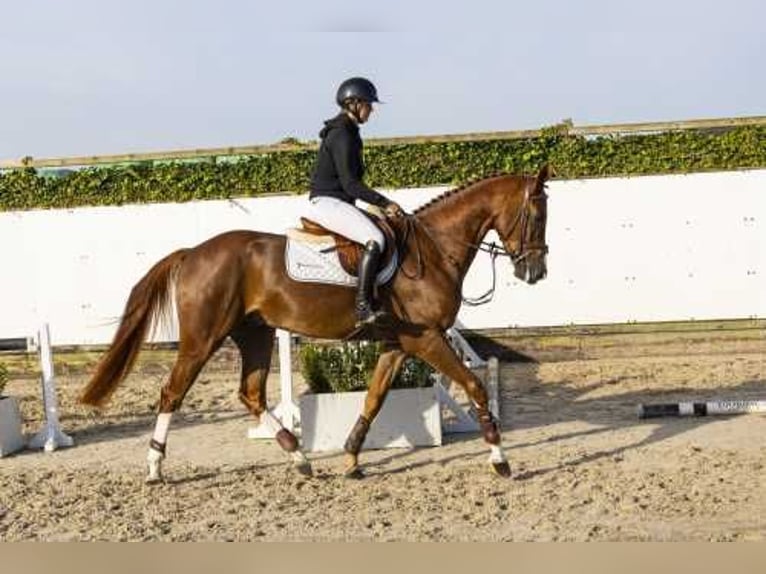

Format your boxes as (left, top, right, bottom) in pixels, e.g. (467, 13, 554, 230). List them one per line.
(343, 348, 407, 479)
(403, 329, 511, 478)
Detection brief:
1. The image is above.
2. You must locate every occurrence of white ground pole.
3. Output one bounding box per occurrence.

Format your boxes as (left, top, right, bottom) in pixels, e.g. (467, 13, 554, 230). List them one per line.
(28, 323, 74, 452)
(248, 329, 300, 439)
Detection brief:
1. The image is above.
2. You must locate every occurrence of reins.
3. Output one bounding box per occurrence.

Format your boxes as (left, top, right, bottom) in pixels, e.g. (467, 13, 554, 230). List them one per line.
(397, 215, 426, 280)
(461, 241, 502, 306)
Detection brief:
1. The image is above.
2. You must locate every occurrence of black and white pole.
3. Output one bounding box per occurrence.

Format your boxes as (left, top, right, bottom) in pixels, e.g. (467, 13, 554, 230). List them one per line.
(28, 323, 74, 452)
(638, 400, 766, 419)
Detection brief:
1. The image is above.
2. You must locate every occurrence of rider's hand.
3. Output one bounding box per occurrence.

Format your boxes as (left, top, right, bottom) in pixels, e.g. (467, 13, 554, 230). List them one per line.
(384, 202, 405, 218)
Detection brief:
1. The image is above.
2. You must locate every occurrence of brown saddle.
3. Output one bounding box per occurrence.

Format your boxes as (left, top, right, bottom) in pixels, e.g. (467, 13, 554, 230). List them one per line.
(292, 214, 398, 277)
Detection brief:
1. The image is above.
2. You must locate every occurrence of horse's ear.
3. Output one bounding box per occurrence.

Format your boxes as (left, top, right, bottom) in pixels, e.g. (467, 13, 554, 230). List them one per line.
(533, 163, 554, 195)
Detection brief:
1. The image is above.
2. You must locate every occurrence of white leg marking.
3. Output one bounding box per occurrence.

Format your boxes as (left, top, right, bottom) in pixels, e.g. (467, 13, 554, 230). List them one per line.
(291, 450, 309, 465)
(147, 447, 164, 483)
(146, 413, 172, 483)
(152, 412, 173, 444)
(488, 444, 506, 464)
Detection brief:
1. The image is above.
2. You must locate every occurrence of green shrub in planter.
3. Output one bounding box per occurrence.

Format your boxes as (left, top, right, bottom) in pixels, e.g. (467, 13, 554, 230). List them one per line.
(394, 355, 435, 390)
(0, 363, 8, 396)
(299, 342, 433, 394)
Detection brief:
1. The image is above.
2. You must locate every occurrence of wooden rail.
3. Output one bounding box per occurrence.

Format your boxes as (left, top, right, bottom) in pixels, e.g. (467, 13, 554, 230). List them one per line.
(1, 115, 765, 170)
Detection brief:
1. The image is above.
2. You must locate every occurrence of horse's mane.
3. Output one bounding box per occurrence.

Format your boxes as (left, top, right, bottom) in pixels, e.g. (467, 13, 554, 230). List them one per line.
(412, 172, 514, 215)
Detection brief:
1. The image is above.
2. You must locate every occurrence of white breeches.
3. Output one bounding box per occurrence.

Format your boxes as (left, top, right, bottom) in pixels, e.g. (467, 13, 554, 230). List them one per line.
(305, 196, 385, 250)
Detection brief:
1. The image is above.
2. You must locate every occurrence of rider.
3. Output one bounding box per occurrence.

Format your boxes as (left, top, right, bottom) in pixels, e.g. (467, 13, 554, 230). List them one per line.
(307, 77, 405, 327)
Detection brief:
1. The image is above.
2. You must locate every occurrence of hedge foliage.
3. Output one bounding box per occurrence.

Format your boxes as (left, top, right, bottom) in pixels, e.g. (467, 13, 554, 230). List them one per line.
(0, 363, 8, 396)
(1, 124, 765, 212)
(299, 341, 434, 394)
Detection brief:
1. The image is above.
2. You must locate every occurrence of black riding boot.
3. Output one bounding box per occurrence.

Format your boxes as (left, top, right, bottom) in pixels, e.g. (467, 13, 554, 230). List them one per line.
(355, 241, 387, 327)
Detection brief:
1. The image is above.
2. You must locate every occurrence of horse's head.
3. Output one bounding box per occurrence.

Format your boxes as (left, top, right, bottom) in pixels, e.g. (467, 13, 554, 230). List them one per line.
(495, 164, 550, 285)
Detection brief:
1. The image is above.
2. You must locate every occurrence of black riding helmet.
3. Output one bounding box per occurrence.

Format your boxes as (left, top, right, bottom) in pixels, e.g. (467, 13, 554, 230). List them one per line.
(336, 77, 381, 107)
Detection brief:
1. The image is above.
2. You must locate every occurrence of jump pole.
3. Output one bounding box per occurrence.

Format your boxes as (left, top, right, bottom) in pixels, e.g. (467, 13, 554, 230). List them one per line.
(248, 329, 300, 438)
(638, 399, 766, 419)
(28, 323, 74, 452)
(0, 337, 35, 352)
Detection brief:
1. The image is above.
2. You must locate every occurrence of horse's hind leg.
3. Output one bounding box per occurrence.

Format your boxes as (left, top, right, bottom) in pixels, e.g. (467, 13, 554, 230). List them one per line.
(146, 339, 219, 483)
(231, 321, 312, 477)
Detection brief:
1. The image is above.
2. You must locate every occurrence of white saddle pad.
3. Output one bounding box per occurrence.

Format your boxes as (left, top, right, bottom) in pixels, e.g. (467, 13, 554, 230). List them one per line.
(285, 237, 398, 287)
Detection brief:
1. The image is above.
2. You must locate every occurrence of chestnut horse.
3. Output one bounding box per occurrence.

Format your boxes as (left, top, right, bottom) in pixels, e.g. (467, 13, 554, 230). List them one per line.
(80, 165, 550, 481)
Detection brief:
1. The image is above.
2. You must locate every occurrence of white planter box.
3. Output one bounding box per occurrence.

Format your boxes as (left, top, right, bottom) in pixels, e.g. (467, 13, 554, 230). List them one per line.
(299, 387, 442, 452)
(0, 396, 26, 457)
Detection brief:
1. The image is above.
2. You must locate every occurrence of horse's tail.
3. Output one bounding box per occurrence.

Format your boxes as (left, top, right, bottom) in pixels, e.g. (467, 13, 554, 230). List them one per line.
(79, 249, 189, 407)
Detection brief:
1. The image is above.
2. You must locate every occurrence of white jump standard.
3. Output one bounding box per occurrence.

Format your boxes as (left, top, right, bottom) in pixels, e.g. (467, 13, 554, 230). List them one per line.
(28, 323, 74, 452)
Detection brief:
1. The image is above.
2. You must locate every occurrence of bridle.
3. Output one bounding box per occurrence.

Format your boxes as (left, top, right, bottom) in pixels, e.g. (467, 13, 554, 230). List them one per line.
(496, 183, 549, 265)
(399, 179, 548, 306)
(463, 182, 548, 305)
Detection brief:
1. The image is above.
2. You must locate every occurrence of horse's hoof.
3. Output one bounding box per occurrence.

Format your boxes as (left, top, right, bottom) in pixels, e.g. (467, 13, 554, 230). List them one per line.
(344, 466, 366, 480)
(491, 461, 512, 478)
(295, 462, 313, 477)
(145, 475, 164, 485)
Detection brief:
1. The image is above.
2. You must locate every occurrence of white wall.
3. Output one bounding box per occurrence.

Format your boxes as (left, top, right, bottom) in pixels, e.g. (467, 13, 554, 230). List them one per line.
(1, 169, 763, 345)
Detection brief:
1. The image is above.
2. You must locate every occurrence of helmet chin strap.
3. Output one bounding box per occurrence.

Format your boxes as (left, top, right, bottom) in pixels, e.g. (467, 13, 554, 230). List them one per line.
(344, 100, 364, 124)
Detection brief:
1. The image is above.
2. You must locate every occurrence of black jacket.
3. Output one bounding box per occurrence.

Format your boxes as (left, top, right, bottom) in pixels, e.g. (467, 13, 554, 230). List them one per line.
(309, 113, 390, 208)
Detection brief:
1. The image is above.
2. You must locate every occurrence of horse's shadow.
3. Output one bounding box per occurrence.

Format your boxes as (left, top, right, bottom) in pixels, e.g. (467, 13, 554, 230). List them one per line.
(359, 357, 765, 479)
(29, 409, 250, 451)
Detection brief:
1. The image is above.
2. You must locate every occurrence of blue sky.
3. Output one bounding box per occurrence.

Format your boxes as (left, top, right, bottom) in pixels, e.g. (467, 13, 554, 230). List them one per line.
(1, 0, 763, 159)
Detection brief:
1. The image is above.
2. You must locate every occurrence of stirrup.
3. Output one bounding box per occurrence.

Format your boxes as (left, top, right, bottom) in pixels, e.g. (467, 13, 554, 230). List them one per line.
(355, 304, 387, 327)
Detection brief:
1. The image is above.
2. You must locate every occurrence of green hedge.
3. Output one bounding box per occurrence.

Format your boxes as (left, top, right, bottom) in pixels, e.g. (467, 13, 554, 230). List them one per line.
(0, 363, 8, 396)
(2, 124, 765, 212)
(299, 342, 433, 394)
